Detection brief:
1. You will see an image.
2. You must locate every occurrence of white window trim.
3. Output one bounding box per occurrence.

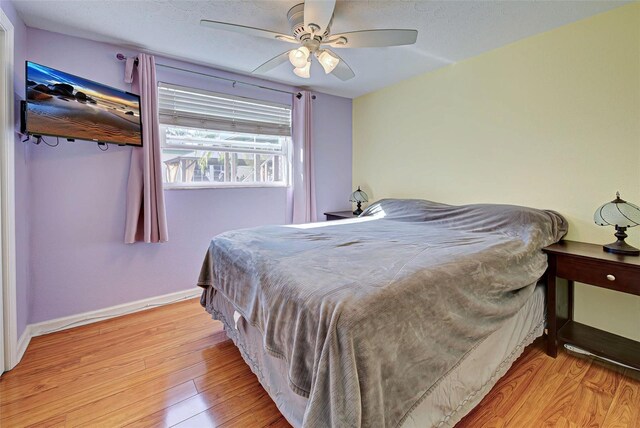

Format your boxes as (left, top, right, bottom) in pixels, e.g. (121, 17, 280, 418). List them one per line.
(164, 182, 289, 190)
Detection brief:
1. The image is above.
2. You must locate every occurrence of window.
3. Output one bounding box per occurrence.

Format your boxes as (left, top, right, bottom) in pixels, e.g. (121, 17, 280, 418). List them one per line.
(158, 83, 291, 188)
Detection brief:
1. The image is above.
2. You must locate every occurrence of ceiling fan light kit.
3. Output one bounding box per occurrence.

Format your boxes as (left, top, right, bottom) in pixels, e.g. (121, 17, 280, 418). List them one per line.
(289, 46, 310, 68)
(293, 61, 311, 78)
(317, 50, 340, 74)
(200, 0, 418, 81)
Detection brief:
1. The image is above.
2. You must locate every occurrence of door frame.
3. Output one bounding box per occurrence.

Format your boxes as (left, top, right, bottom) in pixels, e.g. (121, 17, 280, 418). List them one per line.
(0, 7, 17, 373)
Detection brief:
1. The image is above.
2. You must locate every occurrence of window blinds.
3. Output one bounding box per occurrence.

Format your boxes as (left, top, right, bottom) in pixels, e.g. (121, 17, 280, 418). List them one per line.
(158, 83, 292, 137)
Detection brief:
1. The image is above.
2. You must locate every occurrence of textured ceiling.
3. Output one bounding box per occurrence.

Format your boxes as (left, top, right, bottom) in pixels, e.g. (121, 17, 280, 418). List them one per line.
(12, 0, 629, 98)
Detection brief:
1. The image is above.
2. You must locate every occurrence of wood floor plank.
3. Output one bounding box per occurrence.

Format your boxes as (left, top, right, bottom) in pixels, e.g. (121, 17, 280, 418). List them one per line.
(623, 367, 640, 382)
(98, 299, 201, 334)
(530, 375, 581, 427)
(24, 324, 101, 352)
(0, 324, 215, 409)
(144, 331, 229, 369)
(217, 395, 284, 428)
(5, 329, 187, 385)
(602, 376, 640, 428)
(61, 344, 241, 425)
(2, 299, 638, 428)
(0, 356, 147, 404)
(502, 369, 567, 426)
(555, 416, 580, 428)
(25, 299, 197, 354)
(497, 346, 578, 425)
(74, 380, 199, 428)
(263, 416, 294, 428)
(124, 391, 214, 428)
(172, 385, 275, 428)
(582, 360, 624, 396)
(169, 410, 217, 428)
(24, 414, 67, 428)
(458, 344, 549, 424)
(1, 331, 235, 424)
(456, 410, 505, 428)
(125, 368, 264, 428)
(54, 346, 240, 424)
(565, 382, 613, 428)
(1, 358, 147, 420)
(557, 348, 593, 383)
(2, 314, 214, 387)
(30, 299, 197, 351)
(17, 311, 208, 370)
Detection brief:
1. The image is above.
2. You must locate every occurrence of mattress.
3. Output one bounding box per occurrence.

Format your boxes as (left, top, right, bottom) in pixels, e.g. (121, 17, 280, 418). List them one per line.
(203, 283, 545, 428)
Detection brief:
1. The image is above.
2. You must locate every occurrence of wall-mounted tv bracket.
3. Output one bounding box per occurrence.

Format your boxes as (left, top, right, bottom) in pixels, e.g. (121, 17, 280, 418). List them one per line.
(20, 100, 26, 134)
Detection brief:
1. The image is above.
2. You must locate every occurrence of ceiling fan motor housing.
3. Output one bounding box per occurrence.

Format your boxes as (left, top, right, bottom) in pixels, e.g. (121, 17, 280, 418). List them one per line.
(287, 3, 332, 42)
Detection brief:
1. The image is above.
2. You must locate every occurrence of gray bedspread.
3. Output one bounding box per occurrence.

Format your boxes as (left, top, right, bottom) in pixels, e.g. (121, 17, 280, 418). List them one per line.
(198, 199, 567, 428)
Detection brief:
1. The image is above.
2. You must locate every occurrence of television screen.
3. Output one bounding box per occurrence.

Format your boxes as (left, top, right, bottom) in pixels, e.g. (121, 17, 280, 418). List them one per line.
(25, 61, 143, 146)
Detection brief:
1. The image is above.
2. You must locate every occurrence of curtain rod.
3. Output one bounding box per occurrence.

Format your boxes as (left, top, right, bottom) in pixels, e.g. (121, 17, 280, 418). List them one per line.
(116, 53, 302, 98)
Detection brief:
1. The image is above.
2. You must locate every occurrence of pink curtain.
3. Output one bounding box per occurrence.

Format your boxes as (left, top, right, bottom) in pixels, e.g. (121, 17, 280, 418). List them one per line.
(123, 54, 168, 243)
(290, 91, 317, 223)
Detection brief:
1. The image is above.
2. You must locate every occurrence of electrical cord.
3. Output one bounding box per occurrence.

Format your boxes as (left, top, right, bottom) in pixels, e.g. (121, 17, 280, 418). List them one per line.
(564, 343, 639, 372)
(40, 136, 60, 147)
(23, 135, 111, 151)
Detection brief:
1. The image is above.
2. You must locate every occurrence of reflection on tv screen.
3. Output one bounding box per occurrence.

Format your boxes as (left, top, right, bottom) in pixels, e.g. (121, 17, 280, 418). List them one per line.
(25, 61, 142, 146)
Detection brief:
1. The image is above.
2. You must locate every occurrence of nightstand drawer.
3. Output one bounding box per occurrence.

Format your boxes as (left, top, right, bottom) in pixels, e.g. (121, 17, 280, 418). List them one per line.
(556, 256, 640, 294)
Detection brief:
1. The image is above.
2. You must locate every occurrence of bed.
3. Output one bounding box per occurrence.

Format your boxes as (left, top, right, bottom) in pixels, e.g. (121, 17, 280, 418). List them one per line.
(197, 199, 567, 427)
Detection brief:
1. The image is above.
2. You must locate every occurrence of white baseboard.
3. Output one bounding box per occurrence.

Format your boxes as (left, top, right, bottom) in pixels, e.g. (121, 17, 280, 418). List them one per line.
(29, 288, 201, 338)
(15, 325, 32, 366)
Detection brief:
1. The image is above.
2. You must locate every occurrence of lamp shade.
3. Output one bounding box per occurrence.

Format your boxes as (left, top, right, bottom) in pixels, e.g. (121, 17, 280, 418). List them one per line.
(594, 192, 640, 228)
(288, 47, 310, 68)
(349, 186, 368, 216)
(293, 61, 311, 78)
(317, 50, 340, 74)
(349, 186, 368, 203)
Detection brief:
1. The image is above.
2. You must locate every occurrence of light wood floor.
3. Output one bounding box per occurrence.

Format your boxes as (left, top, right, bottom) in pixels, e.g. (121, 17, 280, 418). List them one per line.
(0, 299, 638, 427)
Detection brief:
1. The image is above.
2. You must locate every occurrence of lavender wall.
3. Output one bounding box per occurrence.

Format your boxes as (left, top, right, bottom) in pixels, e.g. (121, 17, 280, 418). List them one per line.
(312, 93, 353, 219)
(1, 0, 30, 339)
(24, 28, 352, 323)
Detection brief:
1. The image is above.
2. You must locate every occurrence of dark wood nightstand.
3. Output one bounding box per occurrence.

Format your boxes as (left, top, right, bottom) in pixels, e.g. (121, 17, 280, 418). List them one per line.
(543, 240, 640, 369)
(324, 211, 358, 221)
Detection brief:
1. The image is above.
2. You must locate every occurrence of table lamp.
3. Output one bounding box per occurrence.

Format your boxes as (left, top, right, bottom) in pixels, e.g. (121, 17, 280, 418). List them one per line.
(593, 192, 640, 256)
(349, 186, 368, 215)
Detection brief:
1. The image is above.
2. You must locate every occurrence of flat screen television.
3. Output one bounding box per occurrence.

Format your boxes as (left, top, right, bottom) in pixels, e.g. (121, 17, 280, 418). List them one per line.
(24, 61, 143, 147)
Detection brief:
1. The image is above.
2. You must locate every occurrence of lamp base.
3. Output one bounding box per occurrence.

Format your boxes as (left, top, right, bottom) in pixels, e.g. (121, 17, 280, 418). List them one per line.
(603, 226, 639, 256)
(603, 242, 640, 256)
(353, 201, 362, 216)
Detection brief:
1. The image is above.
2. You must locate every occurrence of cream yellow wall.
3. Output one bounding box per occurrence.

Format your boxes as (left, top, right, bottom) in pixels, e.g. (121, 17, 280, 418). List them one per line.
(353, 4, 640, 340)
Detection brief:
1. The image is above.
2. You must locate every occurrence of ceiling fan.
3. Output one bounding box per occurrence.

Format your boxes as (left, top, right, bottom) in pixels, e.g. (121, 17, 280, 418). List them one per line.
(200, 0, 418, 81)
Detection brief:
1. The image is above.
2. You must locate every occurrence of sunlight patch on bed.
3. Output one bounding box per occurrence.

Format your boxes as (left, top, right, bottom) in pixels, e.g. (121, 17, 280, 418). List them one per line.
(288, 215, 379, 229)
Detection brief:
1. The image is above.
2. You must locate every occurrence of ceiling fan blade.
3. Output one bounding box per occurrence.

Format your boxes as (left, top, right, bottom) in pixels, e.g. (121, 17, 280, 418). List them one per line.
(328, 51, 355, 81)
(304, 0, 336, 35)
(252, 51, 292, 74)
(324, 29, 418, 48)
(200, 20, 297, 43)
